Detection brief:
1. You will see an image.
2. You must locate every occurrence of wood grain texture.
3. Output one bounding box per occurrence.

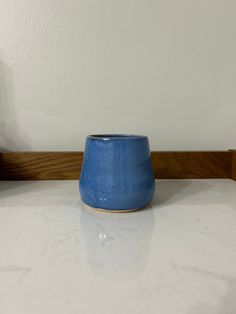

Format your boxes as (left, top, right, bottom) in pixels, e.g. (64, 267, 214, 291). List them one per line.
(0, 152, 83, 180)
(0, 151, 232, 180)
(230, 150, 236, 180)
(151, 151, 231, 179)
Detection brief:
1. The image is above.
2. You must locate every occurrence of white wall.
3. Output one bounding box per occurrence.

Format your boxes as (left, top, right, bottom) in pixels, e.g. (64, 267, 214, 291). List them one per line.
(0, 0, 235, 151)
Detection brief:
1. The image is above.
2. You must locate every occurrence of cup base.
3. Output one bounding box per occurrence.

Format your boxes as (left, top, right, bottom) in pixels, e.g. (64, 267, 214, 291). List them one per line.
(82, 202, 141, 213)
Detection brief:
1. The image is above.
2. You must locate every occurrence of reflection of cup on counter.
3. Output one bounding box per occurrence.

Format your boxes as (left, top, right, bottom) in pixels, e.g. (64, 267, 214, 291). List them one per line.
(80, 204, 155, 281)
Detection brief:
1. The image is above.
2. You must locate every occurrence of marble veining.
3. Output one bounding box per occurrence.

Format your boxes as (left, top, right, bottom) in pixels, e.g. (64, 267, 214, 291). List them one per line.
(0, 179, 236, 314)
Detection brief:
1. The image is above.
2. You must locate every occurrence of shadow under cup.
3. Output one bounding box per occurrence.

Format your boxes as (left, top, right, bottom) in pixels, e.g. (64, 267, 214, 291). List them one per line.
(79, 134, 156, 211)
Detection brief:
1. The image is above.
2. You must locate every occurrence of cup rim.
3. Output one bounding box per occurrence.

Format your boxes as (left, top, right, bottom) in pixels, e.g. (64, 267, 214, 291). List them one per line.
(87, 134, 147, 140)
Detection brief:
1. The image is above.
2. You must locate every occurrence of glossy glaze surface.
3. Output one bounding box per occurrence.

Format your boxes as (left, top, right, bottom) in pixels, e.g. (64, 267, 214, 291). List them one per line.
(0, 179, 236, 313)
(79, 135, 155, 210)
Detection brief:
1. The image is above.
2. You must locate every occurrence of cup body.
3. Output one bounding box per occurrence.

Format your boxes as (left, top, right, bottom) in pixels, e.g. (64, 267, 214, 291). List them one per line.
(79, 134, 156, 211)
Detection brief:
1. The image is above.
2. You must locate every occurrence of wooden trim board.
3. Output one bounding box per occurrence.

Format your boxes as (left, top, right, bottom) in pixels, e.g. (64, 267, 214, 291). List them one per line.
(152, 151, 231, 179)
(230, 150, 236, 180)
(0, 152, 82, 180)
(0, 151, 233, 180)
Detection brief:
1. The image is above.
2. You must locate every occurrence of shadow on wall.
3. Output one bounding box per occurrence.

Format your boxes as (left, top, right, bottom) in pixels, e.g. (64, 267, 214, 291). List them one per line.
(0, 59, 31, 151)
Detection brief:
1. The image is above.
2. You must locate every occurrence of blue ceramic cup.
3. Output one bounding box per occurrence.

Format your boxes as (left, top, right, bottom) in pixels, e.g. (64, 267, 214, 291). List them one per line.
(79, 134, 156, 212)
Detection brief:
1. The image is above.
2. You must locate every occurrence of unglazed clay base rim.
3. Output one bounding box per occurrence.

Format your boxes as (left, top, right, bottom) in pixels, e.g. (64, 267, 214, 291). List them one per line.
(83, 203, 142, 213)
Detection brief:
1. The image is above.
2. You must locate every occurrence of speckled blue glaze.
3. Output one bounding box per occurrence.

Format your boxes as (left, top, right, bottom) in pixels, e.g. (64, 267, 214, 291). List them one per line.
(79, 134, 156, 211)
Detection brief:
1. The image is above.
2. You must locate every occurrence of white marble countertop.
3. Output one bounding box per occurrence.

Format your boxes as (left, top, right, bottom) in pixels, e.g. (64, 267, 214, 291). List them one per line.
(0, 179, 236, 314)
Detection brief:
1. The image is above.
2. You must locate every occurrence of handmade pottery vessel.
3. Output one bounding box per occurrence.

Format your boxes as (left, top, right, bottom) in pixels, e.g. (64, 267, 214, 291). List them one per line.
(79, 134, 156, 212)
